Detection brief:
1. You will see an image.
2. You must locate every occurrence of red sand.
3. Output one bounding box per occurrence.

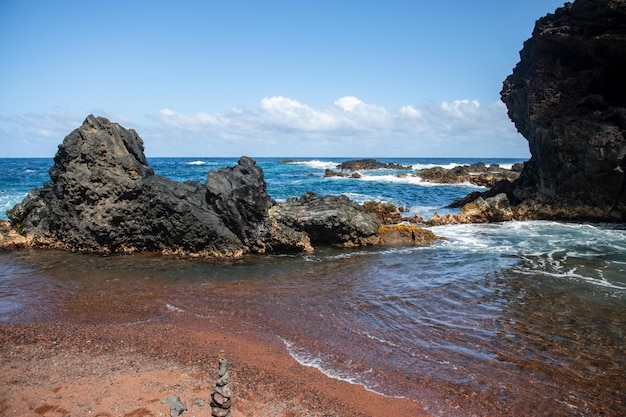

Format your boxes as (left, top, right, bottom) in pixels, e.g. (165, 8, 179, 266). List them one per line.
(0, 321, 431, 417)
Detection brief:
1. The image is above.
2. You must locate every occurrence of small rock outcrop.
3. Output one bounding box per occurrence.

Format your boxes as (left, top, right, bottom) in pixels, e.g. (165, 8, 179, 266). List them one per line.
(7, 115, 314, 257)
(210, 359, 232, 417)
(498, 0, 626, 221)
(0, 220, 27, 250)
(377, 224, 438, 246)
(272, 192, 381, 247)
(362, 201, 404, 225)
(416, 163, 520, 187)
(336, 159, 411, 171)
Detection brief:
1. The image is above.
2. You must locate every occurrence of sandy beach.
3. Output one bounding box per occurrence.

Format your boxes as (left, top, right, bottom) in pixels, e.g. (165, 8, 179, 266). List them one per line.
(0, 319, 430, 417)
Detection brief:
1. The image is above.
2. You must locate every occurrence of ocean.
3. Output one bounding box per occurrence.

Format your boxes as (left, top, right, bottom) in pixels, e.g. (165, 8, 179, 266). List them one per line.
(1, 157, 625, 416)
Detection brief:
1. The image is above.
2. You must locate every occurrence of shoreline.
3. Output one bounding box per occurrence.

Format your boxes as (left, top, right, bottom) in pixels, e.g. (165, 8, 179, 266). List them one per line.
(0, 319, 431, 417)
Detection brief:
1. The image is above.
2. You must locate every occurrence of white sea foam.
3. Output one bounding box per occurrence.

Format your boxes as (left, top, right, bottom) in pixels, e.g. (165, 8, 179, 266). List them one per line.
(186, 160, 208, 165)
(288, 160, 339, 170)
(411, 162, 463, 170)
(357, 173, 486, 189)
(1, 193, 28, 219)
(433, 221, 626, 291)
(281, 338, 403, 398)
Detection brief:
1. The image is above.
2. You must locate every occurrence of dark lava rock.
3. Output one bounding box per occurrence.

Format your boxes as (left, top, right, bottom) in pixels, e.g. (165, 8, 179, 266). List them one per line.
(272, 192, 381, 247)
(500, 0, 626, 221)
(336, 159, 411, 171)
(416, 163, 520, 188)
(7, 115, 312, 257)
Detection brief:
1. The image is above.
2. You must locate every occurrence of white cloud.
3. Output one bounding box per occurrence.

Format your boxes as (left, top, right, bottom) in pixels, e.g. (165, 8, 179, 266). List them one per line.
(0, 97, 528, 158)
(334, 96, 363, 112)
(151, 96, 526, 157)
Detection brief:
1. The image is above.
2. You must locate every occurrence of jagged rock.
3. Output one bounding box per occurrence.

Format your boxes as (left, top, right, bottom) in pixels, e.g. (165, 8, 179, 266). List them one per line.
(7, 115, 313, 257)
(456, 194, 515, 223)
(336, 159, 411, 171)
(362, 201, 403, 225)
(323, 169, 363, 178)
(377, 224, 438, 246)
(0, 220, 28, 250)
(424, 212, 459, 226)
(271, 192, 381, 247)
(499, 0, 626, 221)
(416, 164, 520, 187)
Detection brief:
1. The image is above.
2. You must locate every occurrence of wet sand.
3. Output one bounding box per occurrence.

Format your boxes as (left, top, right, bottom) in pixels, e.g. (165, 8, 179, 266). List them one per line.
(0, 319, 430, 417)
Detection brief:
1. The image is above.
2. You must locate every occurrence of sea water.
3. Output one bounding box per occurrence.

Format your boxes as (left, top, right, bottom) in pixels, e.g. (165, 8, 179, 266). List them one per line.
(1, 157, 624, 416)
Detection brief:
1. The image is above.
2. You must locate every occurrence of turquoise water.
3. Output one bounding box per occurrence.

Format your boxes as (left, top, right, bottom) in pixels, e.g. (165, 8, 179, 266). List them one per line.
(1, 157, 625, 416)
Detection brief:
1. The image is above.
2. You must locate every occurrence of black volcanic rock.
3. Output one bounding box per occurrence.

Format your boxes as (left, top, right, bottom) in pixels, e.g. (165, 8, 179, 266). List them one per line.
(336, 159, 411, 171)
(272, 192, 380, 247)
(7, 115, 312, 257)
(500, 0, 626, 221)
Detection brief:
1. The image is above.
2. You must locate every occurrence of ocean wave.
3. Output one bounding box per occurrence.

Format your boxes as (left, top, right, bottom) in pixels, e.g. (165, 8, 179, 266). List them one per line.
(412, 162, 517, 171)
(185, 160, 208, 165)
(1, 193, 28, 219)
(412, 162, 464, 170)
(433, 221, 626, 291)
(281, 338, 399, 397)
(351, 174, 487, 189)
(513, 263, 626, 290)
(287, 159, 340, 170)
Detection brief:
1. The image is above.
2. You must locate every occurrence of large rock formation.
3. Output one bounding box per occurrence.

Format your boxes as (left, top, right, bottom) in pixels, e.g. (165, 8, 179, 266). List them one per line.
(7, 115, 318, 257)
(271, 192, 381, 247)
(499, 0, 626, 221)
(6, 117, 443, 255)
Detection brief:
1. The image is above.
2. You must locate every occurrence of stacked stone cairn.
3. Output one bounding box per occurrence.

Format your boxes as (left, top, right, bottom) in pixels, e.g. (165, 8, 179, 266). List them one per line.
(210, 358, 232, 417)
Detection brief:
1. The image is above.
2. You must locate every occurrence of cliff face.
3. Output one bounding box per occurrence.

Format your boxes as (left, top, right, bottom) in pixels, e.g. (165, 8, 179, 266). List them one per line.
(501, 0, 626, 220)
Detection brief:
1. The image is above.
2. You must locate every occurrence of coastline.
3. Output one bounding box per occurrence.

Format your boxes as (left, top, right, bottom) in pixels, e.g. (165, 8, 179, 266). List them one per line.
(0, 319, 430, 417)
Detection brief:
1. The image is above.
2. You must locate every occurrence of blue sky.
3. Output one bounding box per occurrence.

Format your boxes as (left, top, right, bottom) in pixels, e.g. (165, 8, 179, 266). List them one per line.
(0, 0, 565, 158)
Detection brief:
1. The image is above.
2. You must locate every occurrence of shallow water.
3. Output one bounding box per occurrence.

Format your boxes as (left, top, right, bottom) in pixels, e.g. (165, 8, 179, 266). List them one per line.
(1, 221, 624, 416)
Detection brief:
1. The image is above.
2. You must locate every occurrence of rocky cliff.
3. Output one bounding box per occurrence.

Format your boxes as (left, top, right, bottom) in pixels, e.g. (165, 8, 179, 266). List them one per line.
(500, 0, 626, 221)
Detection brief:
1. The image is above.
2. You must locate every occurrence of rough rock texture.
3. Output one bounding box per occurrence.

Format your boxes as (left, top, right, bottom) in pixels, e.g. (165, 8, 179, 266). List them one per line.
(377, 224, 438, 246)
(0, 220, 27, 250)
(362, 201, 404, 225)
(7, 115, 312, 257)
(271, 192, 381, 247)
(416, 163, 521, 188)
(336, 159, 411, 171)
(500, 0, 626, 221)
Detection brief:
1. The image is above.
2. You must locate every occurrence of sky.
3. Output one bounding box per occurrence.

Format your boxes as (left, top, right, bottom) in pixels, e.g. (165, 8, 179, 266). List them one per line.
(0, 0, 566, 158)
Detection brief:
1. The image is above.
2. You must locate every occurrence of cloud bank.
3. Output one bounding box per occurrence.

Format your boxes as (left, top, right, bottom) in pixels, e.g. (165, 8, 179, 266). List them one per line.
(0, 97, 528, 158)
(154, 96, 526, 157)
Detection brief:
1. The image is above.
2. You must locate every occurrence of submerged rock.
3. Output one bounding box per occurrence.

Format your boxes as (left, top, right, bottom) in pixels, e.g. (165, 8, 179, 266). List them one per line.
(497, 0, 626, 221)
